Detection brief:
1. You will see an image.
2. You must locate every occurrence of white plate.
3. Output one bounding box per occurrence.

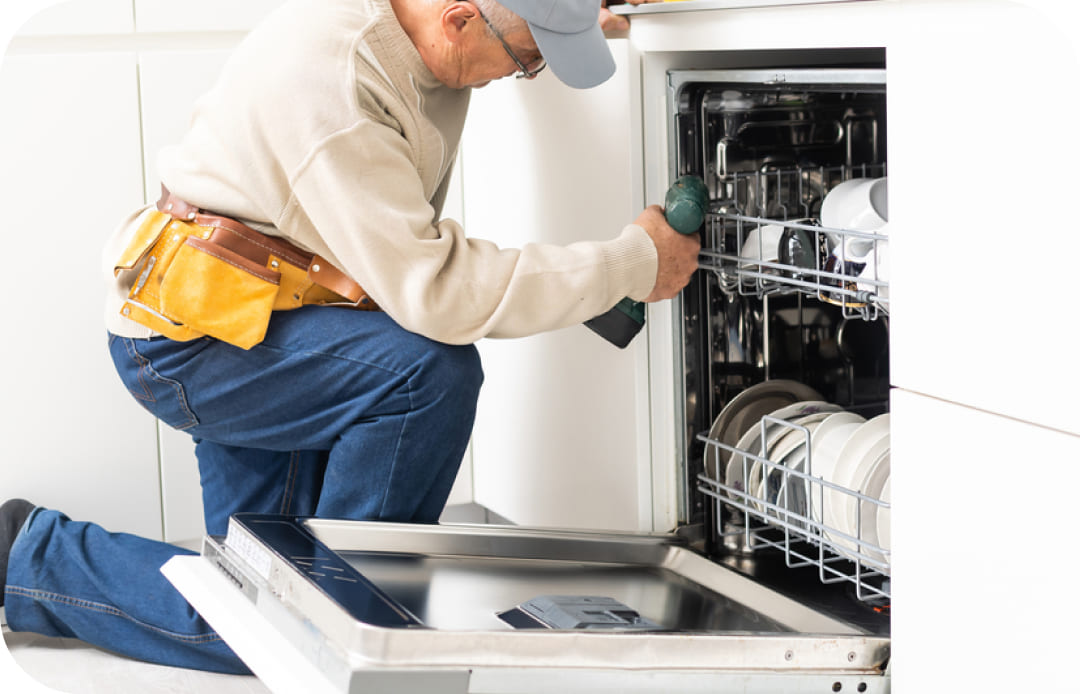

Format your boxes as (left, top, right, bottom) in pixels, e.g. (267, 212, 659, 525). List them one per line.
(765, 421, 828, 528)
(725, 401, 843, 505)
(754, 413, 831, 517)
(877, 477, 891, 560)
(825, 413, 890, 552)
(851, 450, 891, 564)
(703, 380, 824, 485)
(807, 412, 866, 525)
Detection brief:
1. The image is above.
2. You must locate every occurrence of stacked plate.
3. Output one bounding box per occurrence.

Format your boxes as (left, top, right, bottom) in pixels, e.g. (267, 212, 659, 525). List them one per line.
(702, 380, 824, 486)
(729, 400, 844, 530)
(703, 385, 891, 565)
(817, 412, 890, 564)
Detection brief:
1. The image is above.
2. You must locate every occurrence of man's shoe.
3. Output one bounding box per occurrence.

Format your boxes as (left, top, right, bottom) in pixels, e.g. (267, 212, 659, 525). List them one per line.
(0, 499, 36, 607)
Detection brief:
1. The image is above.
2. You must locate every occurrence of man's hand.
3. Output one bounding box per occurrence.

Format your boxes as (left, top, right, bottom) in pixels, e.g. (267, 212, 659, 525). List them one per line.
(634, 205, 701, 303)
(600, 0, 663, 35)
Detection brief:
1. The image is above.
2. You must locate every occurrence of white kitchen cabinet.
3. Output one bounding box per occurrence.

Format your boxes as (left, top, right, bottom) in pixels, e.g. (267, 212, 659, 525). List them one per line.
(0, 50, 160, 538)
(13, 0, 133, 37)
(884, 0, 1080, 437)
(133, 0, 288, 34)
(889, 388, 1080, 693)
(137, 49, 235, 203)
(462, 40, 651, 532)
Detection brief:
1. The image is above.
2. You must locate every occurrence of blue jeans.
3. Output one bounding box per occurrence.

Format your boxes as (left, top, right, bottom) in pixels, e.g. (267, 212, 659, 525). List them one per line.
(5, 307, 483, 674)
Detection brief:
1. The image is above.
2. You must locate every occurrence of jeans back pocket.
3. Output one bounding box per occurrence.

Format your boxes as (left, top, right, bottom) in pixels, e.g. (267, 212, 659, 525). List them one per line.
(109, 335, 200, 431)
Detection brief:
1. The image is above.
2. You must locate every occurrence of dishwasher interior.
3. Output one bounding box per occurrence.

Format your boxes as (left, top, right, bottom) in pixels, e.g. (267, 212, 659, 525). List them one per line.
(670, 65, 891, 630)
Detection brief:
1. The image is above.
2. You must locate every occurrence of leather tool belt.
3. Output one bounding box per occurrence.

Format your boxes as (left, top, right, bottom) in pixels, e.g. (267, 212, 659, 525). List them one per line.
(114, 185, 378, 350)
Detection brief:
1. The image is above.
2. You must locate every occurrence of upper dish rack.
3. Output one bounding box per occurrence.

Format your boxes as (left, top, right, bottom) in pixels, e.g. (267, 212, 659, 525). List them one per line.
(699, 164, 888, 321)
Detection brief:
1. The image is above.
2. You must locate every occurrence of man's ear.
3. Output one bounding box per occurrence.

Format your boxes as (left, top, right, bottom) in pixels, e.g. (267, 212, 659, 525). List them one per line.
(441, 2, 478, 45)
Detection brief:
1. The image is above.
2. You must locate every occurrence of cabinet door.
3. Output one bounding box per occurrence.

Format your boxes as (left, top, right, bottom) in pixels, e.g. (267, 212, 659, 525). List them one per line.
(890, 387, 1080, 692)
(0, 51, 160, 537)
(463, 40, 650, 531)
(14, 0, 133, 37)
(134, 0, 287, 34)
(886, 1, 1079, 435)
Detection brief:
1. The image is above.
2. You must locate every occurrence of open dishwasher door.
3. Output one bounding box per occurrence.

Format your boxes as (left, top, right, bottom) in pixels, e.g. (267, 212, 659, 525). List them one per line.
(162, 514, 889, 694)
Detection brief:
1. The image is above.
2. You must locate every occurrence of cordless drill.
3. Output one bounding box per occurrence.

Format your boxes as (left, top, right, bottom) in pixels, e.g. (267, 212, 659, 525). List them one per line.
(584, 175, 708, 348)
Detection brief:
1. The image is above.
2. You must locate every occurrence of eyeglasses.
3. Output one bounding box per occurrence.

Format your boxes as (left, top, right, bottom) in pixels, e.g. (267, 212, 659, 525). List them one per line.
(474, 6, 547, 80)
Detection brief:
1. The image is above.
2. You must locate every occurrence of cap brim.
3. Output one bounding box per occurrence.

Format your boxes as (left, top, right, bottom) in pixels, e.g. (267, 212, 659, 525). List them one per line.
(529, 20, 615, 90)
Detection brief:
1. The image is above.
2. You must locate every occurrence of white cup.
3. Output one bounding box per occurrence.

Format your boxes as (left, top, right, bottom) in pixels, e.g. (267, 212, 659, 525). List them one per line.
(820, 177, 888, 251)
(857, 241, 890, 299)
(853, 223, 890, 298)
(844, 227, 883, 260)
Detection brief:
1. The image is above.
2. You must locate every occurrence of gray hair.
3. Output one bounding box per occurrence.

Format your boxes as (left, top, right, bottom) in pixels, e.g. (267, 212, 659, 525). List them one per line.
(473, 0, 524, 36)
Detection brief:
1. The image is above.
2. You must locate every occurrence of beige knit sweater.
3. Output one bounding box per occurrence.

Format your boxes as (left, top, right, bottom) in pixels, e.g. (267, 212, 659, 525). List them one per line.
(103, 0, 657, 345)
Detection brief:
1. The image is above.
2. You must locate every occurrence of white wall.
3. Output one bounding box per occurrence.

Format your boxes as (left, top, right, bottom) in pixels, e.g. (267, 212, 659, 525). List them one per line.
(461, 40, 653, 532)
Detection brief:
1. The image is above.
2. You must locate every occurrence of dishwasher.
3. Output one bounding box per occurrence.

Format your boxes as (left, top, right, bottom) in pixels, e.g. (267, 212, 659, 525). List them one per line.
(162, 65, 892, 694)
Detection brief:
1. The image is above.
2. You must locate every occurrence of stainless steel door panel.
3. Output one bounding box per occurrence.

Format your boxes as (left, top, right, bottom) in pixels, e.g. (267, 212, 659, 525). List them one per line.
(180, 514, 889, 692)
(343, 552, 788, 632)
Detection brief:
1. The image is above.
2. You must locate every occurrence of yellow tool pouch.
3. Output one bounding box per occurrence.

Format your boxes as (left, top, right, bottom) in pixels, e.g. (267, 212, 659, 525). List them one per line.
(115, 192, 377, 350)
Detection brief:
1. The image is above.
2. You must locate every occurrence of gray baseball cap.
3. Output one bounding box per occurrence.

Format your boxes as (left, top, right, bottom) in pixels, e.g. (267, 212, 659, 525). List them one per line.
(495, 0, 615, 89)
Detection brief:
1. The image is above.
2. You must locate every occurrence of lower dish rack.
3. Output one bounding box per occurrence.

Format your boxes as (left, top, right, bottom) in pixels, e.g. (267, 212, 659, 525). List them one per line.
(696, 415, 891, 602)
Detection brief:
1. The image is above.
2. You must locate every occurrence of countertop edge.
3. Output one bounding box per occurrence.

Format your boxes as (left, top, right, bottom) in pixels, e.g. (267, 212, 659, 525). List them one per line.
(610, 0, 869, 15)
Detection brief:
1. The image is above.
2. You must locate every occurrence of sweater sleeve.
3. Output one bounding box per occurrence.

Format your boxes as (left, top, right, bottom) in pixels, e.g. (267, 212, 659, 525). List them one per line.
(279, 116, 657, 345)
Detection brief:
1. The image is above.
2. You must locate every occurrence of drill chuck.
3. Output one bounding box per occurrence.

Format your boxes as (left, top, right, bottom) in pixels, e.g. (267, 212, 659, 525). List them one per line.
(664, 175, 709, 235)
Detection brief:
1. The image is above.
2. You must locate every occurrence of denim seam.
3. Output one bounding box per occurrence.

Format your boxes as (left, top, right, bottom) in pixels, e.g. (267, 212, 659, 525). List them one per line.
(123, 338, 200, 430)
(281, 451, 298, 514)
(376, 374, 415, 518)
(256, 342, 411, 381)
(4, 586, 226, 645)
(121, 337, 156, 403)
